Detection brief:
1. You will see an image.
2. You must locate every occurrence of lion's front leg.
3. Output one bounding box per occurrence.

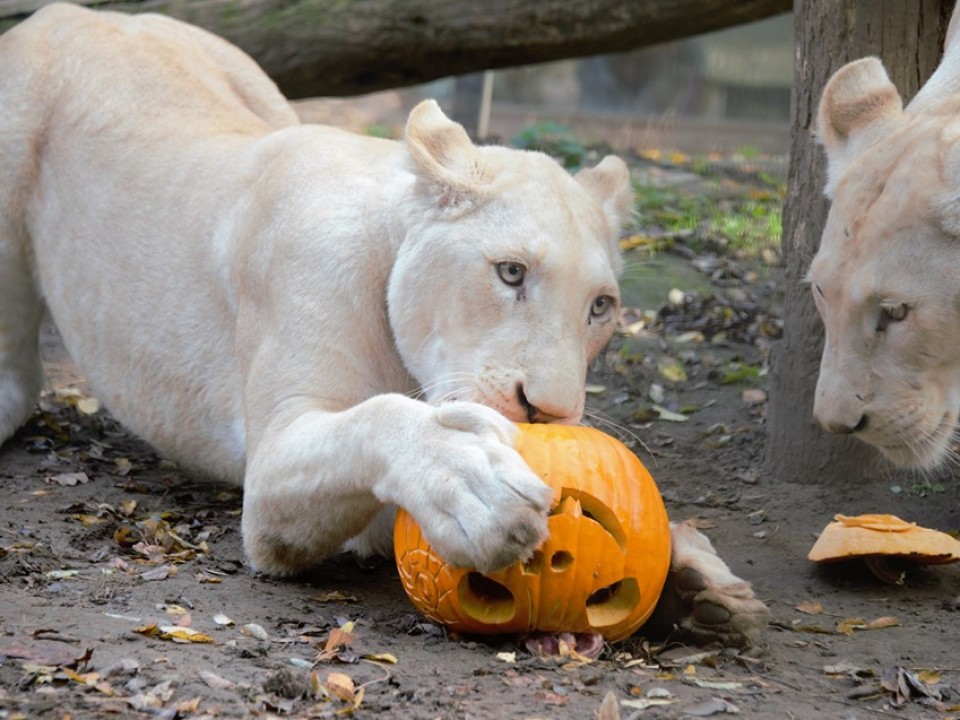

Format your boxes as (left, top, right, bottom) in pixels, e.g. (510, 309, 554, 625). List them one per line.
(241, 394, 553, 576)
(643, 520, 770, 648)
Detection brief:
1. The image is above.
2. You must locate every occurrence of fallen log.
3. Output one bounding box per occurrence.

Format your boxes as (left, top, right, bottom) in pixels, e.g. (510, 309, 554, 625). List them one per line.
(0, 0, 790, 98)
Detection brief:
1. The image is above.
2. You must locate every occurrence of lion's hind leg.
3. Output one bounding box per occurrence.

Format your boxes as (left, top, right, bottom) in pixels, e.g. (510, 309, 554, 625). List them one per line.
(0, 221, 45, 448)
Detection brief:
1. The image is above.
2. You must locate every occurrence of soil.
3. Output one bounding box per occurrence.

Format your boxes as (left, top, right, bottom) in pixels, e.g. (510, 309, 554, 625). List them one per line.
(2, 158, 959, 720)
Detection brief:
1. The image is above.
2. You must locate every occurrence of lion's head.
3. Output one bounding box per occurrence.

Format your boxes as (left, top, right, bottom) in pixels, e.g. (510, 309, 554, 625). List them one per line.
(810, 37, 960, 470)
(387, 101, 632, 426)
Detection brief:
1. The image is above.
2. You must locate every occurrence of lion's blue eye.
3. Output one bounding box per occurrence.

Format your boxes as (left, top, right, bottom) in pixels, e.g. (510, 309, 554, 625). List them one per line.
(591, 295, 613, 317)
(877, 298, 908, 331)
(497, 262, 526, 287)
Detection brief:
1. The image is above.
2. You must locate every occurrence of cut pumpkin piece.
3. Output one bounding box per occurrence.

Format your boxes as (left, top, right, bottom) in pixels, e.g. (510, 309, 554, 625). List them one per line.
(808, 514, 960, 584)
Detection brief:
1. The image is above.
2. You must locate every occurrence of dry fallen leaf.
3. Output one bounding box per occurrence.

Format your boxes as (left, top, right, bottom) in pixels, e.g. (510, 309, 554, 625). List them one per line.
(45, 569, 80, 580)
(158, 626, 214, 644)
(315, 621, 355, 662)
(598, 691, 620, 720)
(658, 358, 687, 383)
(324, 672, 355, 702)
(621, 698, 676, 710)
(241, 623, 269, 641)
(199, 669, 236, 690)
(683, 697, 741, 716)
(362, 653, 397, 664)
(881, 666, 944, 706)
(795, 600, 823, 615)
(309, 590, 358, 604)
(176, 697, 202, 714)
(140, 565, 177, 581)
(49, 472, 90, 486)
(837, 616, 900, 636)
(134, 623, 213, 644)
(653, 405, 689, 423)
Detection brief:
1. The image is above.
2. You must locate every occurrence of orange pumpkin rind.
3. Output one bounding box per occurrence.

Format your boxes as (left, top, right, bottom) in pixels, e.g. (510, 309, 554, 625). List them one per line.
(808, 513, 960, 566)
(394, 424, 672, 642)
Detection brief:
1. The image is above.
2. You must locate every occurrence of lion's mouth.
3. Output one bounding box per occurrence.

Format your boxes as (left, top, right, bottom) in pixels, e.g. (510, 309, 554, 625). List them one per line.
(875, 411, 955, 469)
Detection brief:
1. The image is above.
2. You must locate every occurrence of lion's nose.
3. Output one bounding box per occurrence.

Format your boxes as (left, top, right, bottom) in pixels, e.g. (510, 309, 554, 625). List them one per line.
(817, 412, 868, 435)
(516, 384, 566, 424)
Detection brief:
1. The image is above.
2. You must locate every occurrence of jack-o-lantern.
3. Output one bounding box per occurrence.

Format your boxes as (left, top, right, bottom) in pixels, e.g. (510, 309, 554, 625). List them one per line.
(394, 423, 671, 641)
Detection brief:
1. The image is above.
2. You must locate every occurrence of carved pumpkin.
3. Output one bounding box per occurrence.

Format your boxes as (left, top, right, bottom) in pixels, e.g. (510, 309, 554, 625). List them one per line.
(394, 424, 671, 641)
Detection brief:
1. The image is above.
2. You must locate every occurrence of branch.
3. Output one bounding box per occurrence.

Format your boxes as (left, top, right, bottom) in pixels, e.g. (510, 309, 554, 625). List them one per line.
(0, 0, 791, 98)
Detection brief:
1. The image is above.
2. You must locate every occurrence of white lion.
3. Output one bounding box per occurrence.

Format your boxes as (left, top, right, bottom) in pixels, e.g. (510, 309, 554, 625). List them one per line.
(811, 7, 960, 471)
(0, 3, 767, 646)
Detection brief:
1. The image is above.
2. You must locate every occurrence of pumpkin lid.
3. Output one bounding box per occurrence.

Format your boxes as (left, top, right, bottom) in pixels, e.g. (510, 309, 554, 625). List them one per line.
(808, 513, 960, 565)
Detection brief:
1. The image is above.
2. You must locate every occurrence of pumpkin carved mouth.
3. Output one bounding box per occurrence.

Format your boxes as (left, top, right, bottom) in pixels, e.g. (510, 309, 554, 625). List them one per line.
(454, 491, 640, 629)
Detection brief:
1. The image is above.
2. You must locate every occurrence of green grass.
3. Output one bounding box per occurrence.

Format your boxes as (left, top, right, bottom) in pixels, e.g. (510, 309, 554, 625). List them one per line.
(632, 182, 782, 256)
(510, 122, 590, 170)
(511, 123, 784, 256)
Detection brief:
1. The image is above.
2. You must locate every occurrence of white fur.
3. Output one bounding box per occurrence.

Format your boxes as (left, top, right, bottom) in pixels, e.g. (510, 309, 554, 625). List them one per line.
(0, 5, 767, 644)
(0, 3, 629, 575)
(810, 5, 960, 470)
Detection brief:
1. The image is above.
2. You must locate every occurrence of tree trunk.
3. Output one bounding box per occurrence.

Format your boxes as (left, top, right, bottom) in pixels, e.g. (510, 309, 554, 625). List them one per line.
(763, 0, 954, 484)
(1, 0, 789, 98)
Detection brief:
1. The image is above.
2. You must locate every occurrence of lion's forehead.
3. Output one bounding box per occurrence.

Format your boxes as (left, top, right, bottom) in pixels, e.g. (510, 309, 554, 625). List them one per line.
(812, 118, 955, 300)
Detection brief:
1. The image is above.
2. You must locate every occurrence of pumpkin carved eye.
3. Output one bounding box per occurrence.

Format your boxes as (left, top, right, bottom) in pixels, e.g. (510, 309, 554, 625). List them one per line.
(877, 298, 908, 331)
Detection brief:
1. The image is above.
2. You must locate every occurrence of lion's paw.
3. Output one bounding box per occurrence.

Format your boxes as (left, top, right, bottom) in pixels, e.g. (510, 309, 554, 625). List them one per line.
(642, 520, 769, 648)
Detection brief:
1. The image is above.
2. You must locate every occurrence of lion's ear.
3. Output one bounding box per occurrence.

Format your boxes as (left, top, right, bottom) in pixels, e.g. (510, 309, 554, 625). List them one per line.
(404, 100, 485, 211)
(575, 155, 634, 232)
(817, 58, 903, 197)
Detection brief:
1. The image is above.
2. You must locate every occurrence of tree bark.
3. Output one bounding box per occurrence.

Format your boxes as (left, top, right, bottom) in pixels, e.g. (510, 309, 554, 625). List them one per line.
(763, 0, 954, 485)
(1, 0, 790, 98)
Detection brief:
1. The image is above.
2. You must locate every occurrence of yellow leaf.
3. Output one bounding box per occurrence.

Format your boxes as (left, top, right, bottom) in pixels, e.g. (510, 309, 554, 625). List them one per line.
(866, 616, 900, 630)
(619, 234, 653, 251)
(836, 618, 865, 636)
(325, 672, 355, 702)
(917, 669, 942, 685)
(496, 652, 516, 664)
(176, 697, 202, 713)
(658, 359, 687, 383)
(836, 616, 900, 635)
(157, 626, 214, 644)
(795, 600, 823, 615)
(134, 623, 160, 637)
(362, 653, 397, 664)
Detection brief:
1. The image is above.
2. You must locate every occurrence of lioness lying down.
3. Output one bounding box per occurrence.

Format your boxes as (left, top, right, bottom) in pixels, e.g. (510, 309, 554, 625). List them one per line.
(0, 3, 767, 646)
(811, 8, 960, 471)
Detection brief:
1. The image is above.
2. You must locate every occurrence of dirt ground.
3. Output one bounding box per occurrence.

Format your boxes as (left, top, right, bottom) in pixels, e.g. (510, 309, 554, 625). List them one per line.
(2, 157, 959, 720)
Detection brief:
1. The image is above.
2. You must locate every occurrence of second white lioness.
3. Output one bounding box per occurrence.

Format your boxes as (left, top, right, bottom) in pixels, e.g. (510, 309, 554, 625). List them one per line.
(0, 3, 767, 645)
(811, 8, 960, 470)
